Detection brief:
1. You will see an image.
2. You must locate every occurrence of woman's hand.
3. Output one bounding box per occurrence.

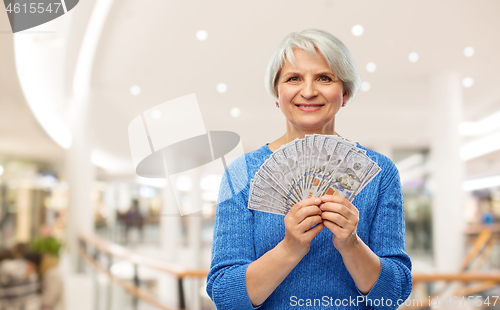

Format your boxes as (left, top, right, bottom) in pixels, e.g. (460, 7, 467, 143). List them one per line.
(320, 195, 360, 254)
(282, 197, 324, 260)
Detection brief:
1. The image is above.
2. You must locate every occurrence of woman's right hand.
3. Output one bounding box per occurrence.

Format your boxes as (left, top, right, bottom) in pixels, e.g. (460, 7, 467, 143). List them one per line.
(245, 197, 324, 306)
(282, 197, 324, 260)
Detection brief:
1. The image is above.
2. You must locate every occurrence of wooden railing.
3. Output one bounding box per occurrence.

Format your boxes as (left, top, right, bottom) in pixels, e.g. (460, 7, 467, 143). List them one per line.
(79, 224, 500, 310)
(403, 225, 500, 309)
(78, 231, 209, 310)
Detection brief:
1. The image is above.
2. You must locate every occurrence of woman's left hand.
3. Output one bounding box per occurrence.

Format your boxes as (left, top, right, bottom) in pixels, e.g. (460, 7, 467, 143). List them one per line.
(319, 195, 360, 253)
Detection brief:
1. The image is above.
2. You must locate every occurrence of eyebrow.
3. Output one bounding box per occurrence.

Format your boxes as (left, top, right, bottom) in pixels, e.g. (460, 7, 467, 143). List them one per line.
(281, 71, 336, 79)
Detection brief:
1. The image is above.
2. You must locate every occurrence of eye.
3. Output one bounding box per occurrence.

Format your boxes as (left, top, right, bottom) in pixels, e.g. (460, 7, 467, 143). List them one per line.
(319, 76, 332, 82)
(287, 76, 299, 82)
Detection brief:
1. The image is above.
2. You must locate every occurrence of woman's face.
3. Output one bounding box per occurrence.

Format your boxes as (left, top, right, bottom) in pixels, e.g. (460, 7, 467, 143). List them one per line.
(276, 48, 346, 134)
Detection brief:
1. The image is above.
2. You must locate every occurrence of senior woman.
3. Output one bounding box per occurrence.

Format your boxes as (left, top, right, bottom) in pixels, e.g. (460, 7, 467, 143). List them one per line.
(206, 29, 412, 310)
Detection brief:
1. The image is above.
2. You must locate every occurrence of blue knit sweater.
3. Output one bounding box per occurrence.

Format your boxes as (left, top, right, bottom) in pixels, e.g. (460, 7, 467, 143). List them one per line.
(206, 143, 412, 309)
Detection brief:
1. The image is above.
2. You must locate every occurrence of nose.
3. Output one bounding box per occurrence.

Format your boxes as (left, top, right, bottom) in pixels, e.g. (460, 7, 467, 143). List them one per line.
(300, 80, 318, 99)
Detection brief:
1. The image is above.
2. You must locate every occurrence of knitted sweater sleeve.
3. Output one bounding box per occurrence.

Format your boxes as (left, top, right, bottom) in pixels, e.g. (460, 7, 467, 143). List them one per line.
(356, 159, 413, 309)
(206, 157, 261, 310)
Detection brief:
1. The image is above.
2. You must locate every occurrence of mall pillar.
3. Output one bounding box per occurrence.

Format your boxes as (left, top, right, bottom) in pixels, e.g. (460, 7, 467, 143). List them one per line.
(66, 98, 95, 273)
(187, 169, 202, 310)
(157, 176, 180, 308)
(430, 73, 465, 272)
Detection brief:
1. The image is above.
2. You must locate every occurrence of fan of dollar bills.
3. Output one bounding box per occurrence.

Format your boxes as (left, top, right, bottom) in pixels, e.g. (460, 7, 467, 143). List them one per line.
(248, 134, 381, 215)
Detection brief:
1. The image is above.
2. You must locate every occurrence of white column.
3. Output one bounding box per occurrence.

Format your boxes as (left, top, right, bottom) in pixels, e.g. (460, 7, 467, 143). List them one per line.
(157, 177, 180, 308)
(188, 169, 202, 268)
(160, 177, 180, 262)
(430, 73, 465, 272)
(187, 169, 202, 310)
(66, 98, 95, 273)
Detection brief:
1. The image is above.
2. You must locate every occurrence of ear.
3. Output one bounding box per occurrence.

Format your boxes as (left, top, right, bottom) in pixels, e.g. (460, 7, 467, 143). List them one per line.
(342, 91, 348, 105)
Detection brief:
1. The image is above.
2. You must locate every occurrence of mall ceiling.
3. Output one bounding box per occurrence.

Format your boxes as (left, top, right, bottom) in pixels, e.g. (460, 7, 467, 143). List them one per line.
(1, 0, 500, 177)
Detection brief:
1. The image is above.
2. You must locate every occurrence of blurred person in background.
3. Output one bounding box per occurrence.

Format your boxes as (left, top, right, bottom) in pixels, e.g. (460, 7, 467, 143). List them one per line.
(124, 199, 144, 244)
(0, 247, 40, 310)
(12, 244, 64, 310)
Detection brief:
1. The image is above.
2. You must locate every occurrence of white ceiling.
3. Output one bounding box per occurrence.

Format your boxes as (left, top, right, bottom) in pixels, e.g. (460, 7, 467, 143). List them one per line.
(1, 0, 500, 177)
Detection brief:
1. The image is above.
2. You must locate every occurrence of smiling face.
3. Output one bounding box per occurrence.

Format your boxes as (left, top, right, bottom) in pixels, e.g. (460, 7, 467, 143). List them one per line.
(276, 48, 347, 136)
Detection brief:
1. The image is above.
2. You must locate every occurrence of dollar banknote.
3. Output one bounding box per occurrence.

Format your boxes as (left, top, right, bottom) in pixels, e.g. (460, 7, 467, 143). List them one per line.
(248, 134, 382, 215)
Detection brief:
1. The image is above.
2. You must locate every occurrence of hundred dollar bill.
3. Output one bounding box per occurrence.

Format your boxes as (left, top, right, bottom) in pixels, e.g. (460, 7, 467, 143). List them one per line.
(248, 195, 287, 215)
(251, 179, 293, 210)
(295, 139, 306, 195)
(315, 140, 353, 195)
(282, 140, 304, 198)
(319, 148, 375, 200)
(255, 168, 300, 205)
(305, 134, 326, 192)
(253, 171, 287, 199)
(249, 179, 291, 214)
(262, 156, 302, 203)
(352, 163, 382, 198)
(303, 135, 315, 195)
(272, 148, 303, 199)
(307, 136, 339, 198)
(253, 174, 295, 207)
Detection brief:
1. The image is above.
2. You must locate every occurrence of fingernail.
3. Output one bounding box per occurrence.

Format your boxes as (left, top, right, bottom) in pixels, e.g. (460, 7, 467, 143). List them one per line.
(315, 198, 321, 204)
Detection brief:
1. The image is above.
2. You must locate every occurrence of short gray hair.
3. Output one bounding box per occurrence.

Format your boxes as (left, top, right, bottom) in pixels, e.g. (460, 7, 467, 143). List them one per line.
(264, 29, 361, 105)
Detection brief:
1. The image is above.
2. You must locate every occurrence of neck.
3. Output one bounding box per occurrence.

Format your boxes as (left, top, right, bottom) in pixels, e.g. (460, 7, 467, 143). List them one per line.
(281, 120, 339, 144)
(268, 122, 342, 152)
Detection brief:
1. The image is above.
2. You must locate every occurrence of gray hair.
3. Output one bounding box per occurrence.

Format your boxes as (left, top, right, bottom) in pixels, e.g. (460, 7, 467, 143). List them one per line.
(264, 29, 361, 105)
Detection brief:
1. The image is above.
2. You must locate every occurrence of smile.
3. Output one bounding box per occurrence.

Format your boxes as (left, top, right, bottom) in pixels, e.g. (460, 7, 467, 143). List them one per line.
(295, 104, 324, 108)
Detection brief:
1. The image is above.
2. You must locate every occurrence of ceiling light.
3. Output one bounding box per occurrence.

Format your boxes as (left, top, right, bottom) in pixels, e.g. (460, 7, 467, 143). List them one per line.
(463, 175, 500, 191)
(462, 77, 474, 88)
(361, 81, 370, 92)
(366, 62, 376, 73)
(130, 85, 141, 96)
(216, 83, 227, 93)
(460, 131, 500, 160)
(463, 47, 475, 57)
(0, 165, 4, 176)
(230, 107, 241, 118)
(351, 25, 364, 36)
(408, 52, 419, 63)
(196, 30, 208, 41)
(151, 109, 162, 119)
(458, 110, 500, 136)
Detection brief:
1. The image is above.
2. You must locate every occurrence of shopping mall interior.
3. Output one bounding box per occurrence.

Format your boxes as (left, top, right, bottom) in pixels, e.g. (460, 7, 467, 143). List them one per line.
(1, 0, 500, 309)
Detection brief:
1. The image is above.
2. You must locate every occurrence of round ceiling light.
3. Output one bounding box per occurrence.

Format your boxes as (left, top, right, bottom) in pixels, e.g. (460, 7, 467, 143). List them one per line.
(462, 77, 474, 88)
(366, 62, 376, 73)
(351, 25, 364, 37)
(216, 83, 228, 93)
(408, 52, 419, 63)
(230, 107, 241, 118)
(130, 85, 141, 96)
(196, 30, 208, 41)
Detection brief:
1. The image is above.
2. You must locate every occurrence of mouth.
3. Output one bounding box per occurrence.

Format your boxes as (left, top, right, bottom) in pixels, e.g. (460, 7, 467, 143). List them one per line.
(295, 104, 325, 109)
